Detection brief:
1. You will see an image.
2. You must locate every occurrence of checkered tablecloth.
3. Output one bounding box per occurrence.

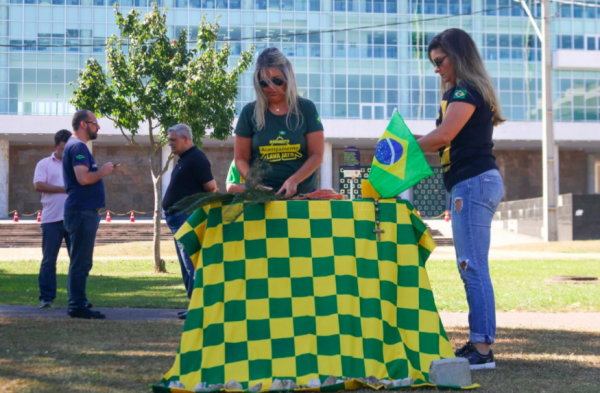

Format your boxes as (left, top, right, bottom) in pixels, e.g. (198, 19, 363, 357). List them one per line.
(154, 199, 472, 392)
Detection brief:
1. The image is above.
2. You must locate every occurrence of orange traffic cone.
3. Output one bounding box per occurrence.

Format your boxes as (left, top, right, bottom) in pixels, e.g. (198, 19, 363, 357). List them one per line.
(130, 211, 135, 222)
(13, 211, 18, 222)
(37, 210, 41, 222)
(445, 210, 450, 222)
(106, 211, 111, 223)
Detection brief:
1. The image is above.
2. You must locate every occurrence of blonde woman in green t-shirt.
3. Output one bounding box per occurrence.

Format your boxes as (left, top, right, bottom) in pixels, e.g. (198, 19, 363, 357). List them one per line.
(234, 47, 324, 198)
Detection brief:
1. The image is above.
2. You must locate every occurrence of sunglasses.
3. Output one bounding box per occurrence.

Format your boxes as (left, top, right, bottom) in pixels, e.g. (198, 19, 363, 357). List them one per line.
(259, 77, 286, 89)
(84, 120, 99, 126)
(433, 55, 447, 68)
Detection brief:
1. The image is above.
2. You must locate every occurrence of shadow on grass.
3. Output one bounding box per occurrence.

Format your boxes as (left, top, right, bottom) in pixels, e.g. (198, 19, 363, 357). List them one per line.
(0, 272, 189, 309)
(0, 318, 183, 392)
(443, 327, 600, 392)
(1, 319, 599, 392)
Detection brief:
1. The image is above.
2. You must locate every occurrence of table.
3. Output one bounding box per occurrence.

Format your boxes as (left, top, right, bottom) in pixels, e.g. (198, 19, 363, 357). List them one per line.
(154, 199, 467, 392)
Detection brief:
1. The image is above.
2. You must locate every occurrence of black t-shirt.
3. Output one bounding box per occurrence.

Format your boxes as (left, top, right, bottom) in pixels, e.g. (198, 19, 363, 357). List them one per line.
(436, 80, 499, 191)
(63, 138, 105, 210)
(162, 146, 214, 211)
(234, 97, 324, 194)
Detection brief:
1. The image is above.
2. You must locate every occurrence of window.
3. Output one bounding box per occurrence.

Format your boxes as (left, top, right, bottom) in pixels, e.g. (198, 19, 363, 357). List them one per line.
(361, 104, 385, 119)
(561, 35, 572, 49)
(586, 35, 600, 50)
(387, 0, 397, 13)
(335, 0, 346, 11)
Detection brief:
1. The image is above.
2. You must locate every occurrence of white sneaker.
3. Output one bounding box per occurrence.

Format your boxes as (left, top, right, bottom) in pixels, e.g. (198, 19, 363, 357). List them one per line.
(40, 300, 53, 309)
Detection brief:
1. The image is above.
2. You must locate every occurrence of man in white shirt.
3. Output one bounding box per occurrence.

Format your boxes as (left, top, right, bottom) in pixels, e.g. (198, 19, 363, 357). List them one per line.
(33, 129, 72, 308)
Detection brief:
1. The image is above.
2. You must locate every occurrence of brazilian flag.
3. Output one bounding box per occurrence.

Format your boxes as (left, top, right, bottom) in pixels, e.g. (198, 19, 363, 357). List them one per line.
(370, 111, 433, 198)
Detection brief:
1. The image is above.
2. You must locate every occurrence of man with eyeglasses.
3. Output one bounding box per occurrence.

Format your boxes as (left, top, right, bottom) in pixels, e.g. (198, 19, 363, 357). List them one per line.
(62, 109, 115, 319)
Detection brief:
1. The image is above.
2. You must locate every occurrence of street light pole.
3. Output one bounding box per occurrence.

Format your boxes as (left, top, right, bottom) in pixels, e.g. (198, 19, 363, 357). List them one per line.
(541, 0, 558, 241)
(515, 0, 558, 241)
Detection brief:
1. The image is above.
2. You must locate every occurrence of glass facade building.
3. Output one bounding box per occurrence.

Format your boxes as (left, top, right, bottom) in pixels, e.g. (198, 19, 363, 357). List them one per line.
(2, 0, 600, 123)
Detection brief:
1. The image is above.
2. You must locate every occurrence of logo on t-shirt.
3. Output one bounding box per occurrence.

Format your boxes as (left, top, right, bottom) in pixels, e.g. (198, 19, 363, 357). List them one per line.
(453, 90, 467, 100)
(316, 115, 322, 123)
(75, 154, 85, 160)
(259, 136, 302, 162)
(279, 130, 286, 136)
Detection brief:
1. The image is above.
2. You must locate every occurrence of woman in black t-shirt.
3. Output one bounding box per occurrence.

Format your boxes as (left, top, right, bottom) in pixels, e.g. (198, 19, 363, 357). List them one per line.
(234, 48, 324, 198)
(417, 29, 505, 370)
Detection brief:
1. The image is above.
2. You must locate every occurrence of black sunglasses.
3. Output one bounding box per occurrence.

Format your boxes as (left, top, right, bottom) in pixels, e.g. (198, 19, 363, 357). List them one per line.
(433, 55, 447, 68)
(259, 77, 286, 89)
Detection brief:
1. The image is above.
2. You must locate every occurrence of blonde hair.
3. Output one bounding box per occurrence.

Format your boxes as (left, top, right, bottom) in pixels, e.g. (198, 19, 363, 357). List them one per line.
(428, 28, 506, 126)
(252, 47, 303, 131)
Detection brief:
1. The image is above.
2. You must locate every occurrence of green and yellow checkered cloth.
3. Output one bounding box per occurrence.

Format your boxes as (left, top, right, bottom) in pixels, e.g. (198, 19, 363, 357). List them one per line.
(154, 199, 475, 392)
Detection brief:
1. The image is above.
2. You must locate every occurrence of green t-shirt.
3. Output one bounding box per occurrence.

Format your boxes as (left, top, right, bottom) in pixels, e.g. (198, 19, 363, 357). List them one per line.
(234, 97, 324, 194)
(226, 160, 245, 184)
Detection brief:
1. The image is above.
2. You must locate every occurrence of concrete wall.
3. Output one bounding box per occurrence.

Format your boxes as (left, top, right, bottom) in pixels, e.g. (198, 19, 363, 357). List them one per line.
(495, 150, 587, 201)
(4, 143, 593, 218)
(0, 141, 9, 218)
(493, 193, 600, 240)
(94, 146, 159, 217)
(209, 147, 586, 200)
(203, 146, 235, 193)
(9, 145, 159, 218)
(9, 145, 54, 216)
(559, 151, 588, 196)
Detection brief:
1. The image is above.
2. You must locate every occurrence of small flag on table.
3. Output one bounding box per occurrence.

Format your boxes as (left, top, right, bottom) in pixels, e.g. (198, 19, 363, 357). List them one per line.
(370, 111, 433, 198)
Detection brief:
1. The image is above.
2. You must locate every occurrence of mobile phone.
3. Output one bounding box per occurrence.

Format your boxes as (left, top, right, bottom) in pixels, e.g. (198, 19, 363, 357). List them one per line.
(114, 163, 121, 167)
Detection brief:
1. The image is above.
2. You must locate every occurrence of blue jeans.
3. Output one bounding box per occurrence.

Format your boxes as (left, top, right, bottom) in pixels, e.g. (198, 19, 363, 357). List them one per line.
(64, 209, 100, 312)
(39, 220, 71, 302)
(166, 212, 196, 299)
(450, 169, 504, 345)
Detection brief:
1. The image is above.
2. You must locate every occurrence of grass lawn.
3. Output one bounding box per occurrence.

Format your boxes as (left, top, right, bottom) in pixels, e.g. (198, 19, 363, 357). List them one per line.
(428, 259, 600, 312)
(0, 259, 189, 309)
(0, 318, 598, 392)
(0, 259, 599, 312)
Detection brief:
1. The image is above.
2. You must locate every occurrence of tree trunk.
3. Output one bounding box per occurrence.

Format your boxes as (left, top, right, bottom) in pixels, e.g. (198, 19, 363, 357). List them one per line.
(153, 176, 166, 273)
(148, 148, 167, 274)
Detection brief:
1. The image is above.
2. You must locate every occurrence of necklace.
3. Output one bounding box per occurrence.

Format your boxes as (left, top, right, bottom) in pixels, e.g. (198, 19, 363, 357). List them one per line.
(275, 108, 280, 112)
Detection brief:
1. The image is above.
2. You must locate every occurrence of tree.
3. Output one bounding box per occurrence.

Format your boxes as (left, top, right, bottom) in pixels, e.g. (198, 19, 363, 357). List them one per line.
(70, 5, 253, 272)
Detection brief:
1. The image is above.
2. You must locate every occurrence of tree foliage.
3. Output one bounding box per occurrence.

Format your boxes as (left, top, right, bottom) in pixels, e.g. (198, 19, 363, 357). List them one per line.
(71, 4, 254, 148)
(69, 4, 254, 272)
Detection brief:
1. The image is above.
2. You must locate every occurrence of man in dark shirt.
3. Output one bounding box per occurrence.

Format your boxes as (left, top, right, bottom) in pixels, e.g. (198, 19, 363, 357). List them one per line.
(63, 109, 115, 319)
(163, 124, 217, 318)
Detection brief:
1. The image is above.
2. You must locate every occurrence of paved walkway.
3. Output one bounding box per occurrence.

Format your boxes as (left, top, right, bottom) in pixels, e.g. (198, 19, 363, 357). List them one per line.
(430, 247, 600, 261)
(1, 305, 599, 331)
(426, 220, 543, 248)
(0, 305, 185, 321)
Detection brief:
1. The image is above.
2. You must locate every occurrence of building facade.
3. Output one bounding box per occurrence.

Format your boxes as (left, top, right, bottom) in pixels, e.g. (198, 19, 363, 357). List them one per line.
(1, 0, 600, 217)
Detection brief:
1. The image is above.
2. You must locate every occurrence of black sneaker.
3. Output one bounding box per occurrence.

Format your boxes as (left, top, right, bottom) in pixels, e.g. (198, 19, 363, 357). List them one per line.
(68, 308, 106, 320)
(455, 342, 496, 370)
(86, 302, 93, 309)
(177, 311, 187, 320)
(454, 341, 473, 357)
